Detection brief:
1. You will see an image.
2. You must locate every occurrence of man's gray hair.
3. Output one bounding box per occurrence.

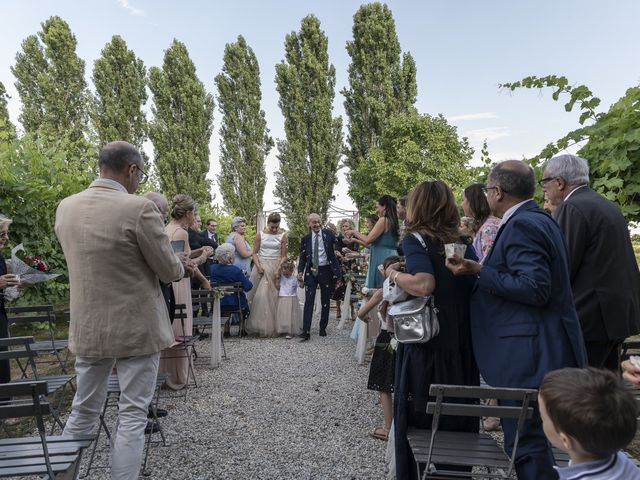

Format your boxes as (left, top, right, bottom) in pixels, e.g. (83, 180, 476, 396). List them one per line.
(544, 154, 590, 186)
(231, 217, 246, 230)
(215, 243, 236, 264)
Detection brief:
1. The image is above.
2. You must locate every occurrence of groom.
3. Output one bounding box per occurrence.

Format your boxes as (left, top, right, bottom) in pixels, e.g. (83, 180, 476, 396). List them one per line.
(298, 213, 341, 341)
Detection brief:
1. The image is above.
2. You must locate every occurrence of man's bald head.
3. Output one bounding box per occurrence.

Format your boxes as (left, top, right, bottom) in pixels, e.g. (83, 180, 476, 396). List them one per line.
(144, 192, 168, 219)
(488, 160, 535, 200)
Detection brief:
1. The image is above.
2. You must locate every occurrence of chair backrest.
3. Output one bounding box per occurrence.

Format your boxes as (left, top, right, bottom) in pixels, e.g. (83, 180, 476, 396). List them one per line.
(6, 305, 56, 343)
(0, 336, 39, 377)
(0, 381, 55, 478)
(212, 282, 244, 315)
(0, 381, 50, 418)
(622, 340, 640, 360)
(6, 305, 55, 327)
(425, 384, 536, 479)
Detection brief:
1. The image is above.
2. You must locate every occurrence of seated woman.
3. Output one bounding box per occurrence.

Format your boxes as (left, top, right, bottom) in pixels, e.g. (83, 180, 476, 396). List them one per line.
(209, 243, 253, 336)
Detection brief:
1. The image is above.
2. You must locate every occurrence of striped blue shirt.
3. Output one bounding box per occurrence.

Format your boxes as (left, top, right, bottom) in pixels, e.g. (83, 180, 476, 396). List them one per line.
(556, 452, 640, 480)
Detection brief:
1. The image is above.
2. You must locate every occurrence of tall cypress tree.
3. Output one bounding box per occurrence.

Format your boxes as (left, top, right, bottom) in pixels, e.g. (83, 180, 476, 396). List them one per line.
(11, 16, 89, 151)
(0, 81, 16, 143)
(149, 40, 214, 207)
(215, 35, 273, 223)
(274, 15, 343, 241)
(92, 35, 147, 150)
(342, 3, 417, 209)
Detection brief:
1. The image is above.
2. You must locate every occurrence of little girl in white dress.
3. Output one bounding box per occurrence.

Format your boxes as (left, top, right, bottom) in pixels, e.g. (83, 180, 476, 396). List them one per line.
(275, 259, 302, 338)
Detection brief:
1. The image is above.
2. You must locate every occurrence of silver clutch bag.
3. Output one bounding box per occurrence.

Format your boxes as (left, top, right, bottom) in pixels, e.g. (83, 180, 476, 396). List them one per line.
(388, 296, 439, 344)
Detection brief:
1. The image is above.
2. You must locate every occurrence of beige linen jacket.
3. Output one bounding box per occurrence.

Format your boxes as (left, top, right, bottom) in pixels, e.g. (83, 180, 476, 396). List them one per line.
(55, 179, 184, 358)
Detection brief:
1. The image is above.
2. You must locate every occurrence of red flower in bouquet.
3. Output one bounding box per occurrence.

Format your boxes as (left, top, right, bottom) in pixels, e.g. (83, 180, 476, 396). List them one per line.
(23, 255, 48, 272)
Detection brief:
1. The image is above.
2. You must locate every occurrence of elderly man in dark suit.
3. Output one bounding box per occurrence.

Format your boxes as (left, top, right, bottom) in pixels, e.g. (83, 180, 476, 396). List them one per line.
(447, 160, 587, 480)
(298, 213, 341, 341)
(542, 154, 640, 371)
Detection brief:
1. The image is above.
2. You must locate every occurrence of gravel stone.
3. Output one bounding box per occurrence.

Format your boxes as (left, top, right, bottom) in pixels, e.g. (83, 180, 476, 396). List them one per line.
(79, 314, 388, 479)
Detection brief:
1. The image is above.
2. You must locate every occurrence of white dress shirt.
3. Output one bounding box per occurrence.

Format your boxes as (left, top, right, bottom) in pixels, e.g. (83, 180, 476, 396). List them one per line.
(313, 231, 328, 266)
(499, 199, 530, 227)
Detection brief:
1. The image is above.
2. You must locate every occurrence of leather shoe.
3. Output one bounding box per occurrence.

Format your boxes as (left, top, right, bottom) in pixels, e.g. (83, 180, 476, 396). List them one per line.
(319, 329, 327, 337)
(144, 421, 160, 435)
(299, 333, 310, 342)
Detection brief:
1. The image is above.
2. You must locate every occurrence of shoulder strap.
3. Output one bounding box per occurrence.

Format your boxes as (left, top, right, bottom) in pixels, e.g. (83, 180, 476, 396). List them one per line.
(411, 231, 428, 251)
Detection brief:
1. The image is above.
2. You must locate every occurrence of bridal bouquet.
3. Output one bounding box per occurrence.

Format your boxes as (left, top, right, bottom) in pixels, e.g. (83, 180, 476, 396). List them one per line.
(4, 244, 60, 300)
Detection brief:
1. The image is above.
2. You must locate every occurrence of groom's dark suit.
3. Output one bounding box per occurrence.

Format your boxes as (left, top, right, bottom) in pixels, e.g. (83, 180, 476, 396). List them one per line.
(298, 228, 341, 336)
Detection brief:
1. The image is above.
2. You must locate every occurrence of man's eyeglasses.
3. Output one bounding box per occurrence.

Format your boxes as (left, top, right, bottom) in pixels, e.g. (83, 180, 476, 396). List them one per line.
(482, 185, 499, 194)
(131, 164, 148, 184)
(538, 177, 557, 187)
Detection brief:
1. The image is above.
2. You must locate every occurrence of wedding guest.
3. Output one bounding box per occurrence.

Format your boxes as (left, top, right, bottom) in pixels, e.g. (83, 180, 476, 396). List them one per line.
(202, 219, 219, 246)
(275, 259, 302, 338)
(226, 217, 252, 276)
(209, 243, 253, 337)
(347, 195, 399, 288)
(188, 214, 215, 309)
(539, 368, 640, 480)
(388, 181, 479, 480)
(542, 154, 640, 371)
(0, 214, 21, 387)
(246, 213, 288, 337)
(461, 183, 501, 263)
(332, 219, 360, 320)
(446, 160, 587, 480)
(361, 255, 402, 443)
(159, 194, 211, 391)
(397, 195, 408, 245)
(55, 141, 185, 480)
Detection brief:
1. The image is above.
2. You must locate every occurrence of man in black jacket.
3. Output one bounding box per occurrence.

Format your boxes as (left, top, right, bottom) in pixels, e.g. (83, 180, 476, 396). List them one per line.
(542, 154, 640, 371)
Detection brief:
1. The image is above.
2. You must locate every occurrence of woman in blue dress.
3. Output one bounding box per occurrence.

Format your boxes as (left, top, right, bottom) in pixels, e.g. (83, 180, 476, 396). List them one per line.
(346, 195, 399, 288)
(225, 216, 252, 276)
(385, 181, 479, 479)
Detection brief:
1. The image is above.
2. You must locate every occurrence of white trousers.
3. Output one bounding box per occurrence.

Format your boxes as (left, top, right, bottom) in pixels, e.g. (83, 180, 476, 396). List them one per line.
(63, 352, 160, 480)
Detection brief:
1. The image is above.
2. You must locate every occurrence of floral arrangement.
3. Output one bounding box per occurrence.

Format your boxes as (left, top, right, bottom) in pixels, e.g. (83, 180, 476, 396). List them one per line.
(20, 254, 49, 272)
(4, 244, 59, 300)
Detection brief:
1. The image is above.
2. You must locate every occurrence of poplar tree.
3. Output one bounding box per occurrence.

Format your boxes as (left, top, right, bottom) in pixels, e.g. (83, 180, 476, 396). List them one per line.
(11, 16, 89, 151)
(342, 3, 417, 209)
(274, 15, 343, 241)
(149, 40, 214, 206)
(92, 35, 147, 150)
(0, 82, 16, 143)
(215, 35, 273, 223)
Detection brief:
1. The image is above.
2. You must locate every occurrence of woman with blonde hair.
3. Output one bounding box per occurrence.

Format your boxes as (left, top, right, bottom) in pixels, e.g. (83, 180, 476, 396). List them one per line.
(246, 212, 288, 337)
(387, 181, 479, 479)
(159, 194, 211, 390)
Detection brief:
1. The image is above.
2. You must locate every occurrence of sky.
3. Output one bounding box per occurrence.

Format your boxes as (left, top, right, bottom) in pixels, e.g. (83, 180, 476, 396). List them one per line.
(1, 0, 639, 216)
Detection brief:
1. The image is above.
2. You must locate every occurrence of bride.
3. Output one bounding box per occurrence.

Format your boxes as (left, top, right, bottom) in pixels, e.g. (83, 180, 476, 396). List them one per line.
(246, 212, 288, 337)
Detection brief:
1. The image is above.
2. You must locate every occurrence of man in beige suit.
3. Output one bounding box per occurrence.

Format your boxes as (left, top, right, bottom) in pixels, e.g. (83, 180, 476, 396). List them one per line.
(55, 141, 185, 480)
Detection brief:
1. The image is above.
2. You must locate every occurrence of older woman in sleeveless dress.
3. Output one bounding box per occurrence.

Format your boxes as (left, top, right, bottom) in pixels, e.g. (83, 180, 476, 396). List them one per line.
(246, 212, 288, 337)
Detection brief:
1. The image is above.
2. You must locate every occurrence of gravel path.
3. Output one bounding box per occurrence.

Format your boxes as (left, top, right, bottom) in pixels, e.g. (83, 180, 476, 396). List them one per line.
(81, 314, 388, 479)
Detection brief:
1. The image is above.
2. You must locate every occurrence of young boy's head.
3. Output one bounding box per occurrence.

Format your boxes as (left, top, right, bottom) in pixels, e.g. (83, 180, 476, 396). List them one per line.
(538, 367, 638, 460)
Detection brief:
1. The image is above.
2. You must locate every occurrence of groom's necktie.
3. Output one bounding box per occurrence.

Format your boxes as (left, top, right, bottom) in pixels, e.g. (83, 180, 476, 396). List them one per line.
(312, 233, 319, 276)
